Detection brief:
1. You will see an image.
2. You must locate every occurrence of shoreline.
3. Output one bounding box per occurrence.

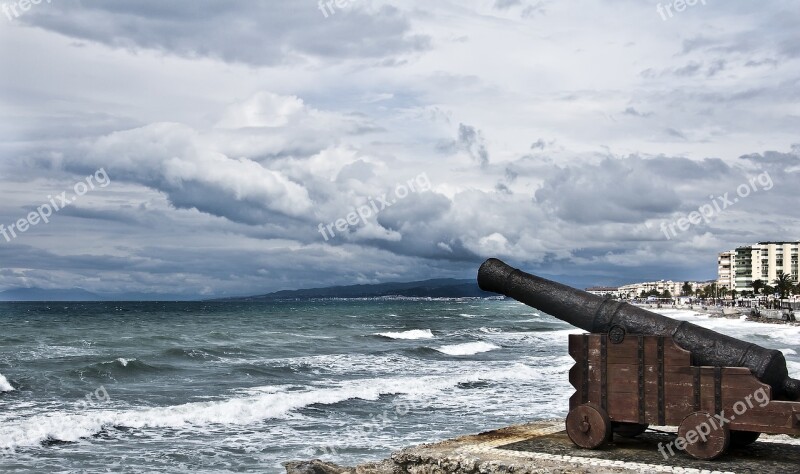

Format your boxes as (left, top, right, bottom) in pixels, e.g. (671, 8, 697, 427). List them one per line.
(636, 303, 799, 326)
(285, 420, 800, 474)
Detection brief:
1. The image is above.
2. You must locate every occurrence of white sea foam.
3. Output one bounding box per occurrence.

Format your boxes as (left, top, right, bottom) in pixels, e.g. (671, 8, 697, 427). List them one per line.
(14, 345, 98, 361)
(0, 373, 13, 392)
(435, 342, 500, 356)
(376, 329, 434, 340)
(781, 348, 798, 356)
(0, 365, 541, 451)
(478, 327, 502, 334)
(116, 358, 131, 367)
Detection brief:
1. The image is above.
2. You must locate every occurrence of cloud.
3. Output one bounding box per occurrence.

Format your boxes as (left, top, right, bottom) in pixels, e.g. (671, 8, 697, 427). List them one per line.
(216, 92, 306, 129)
(19, 1, 431, 66)
(457, 123, 490, 168)
(68, 122, 314, 224)
(623, 107, 652, 118)
(2, 0, 800, 297)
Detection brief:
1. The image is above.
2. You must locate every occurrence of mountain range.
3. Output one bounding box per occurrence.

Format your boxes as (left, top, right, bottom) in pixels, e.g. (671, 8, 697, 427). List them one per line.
(214, 278, 493, 301)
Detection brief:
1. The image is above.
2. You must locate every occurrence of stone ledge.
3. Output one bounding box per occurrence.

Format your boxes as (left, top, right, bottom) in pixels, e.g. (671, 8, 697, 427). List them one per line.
(286, 420, 800, 474)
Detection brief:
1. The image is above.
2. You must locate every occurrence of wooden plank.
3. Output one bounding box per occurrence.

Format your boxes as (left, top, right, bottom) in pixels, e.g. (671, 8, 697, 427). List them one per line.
(581, 334, 588, 404)
(604, 336, 638, 361)
(568, 334, 582, 360)
(587, 336, 602, 407)
(694, 366, 701, 411)
(638, 336, 645, 424)
(608, 398, 639, 421)
(601, 334, 608, 411)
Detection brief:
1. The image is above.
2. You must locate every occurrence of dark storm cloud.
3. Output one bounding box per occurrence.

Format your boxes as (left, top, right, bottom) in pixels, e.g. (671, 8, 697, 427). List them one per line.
(533, 155, 742, 225)
(739, 149, 800, 167)
(535, 157, 681, 224)
(20, 0, 430, 66)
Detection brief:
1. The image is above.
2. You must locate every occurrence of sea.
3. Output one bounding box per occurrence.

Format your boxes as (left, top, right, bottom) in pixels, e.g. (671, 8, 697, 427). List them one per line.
(1, 299, 798, 473)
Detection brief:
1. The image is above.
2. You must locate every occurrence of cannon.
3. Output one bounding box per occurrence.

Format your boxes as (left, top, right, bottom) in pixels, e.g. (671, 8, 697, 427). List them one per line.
(478, 258, 800, 460)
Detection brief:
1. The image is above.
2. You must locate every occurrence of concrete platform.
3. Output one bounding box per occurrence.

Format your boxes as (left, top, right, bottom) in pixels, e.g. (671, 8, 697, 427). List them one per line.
(285, 420, 800, 474)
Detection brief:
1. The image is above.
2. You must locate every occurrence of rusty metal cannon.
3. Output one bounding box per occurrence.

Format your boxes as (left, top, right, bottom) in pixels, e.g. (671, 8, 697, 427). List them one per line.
(478, 258, 800, 460)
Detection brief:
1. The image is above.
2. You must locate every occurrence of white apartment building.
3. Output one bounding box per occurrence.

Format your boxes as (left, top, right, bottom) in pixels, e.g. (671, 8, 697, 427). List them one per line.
(585, 287, 621, 298)
(718, 241, 800, 292)
(718, 251, 734, 290)
(617, 280, 713, 299)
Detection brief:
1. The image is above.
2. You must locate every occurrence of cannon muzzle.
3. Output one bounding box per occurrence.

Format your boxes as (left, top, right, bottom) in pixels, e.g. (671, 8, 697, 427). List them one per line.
(478, 258, 800, 401)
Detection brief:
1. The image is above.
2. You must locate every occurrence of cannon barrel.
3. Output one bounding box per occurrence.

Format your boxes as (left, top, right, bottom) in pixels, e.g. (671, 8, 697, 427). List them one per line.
(478, 258, 800, 401)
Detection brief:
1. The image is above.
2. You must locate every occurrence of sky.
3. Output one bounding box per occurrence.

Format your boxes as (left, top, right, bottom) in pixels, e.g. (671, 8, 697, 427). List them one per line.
(0, 0, 798, 298)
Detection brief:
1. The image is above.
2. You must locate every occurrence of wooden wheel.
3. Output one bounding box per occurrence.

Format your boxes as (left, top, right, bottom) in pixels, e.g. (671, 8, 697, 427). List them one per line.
(612, 422, 649, 438)
(678, 411, 730, 460)
(566, 404, 611, 449)
(730, 431, 761, 448)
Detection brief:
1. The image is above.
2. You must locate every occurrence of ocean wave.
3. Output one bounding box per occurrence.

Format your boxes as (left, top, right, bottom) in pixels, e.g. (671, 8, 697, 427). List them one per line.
(376, 329, 434, 340)
(163, 348, 223, 360)
(12, 345, 99, 361)
(0, 373, 13, 392)
(0, 363, 564, 456)
(781, 348, 798, 356)
(73, 358, 167, 379)
(435, 342, 500, 356)
(231, 361, 322, 378)
(0, 367, 537, 450)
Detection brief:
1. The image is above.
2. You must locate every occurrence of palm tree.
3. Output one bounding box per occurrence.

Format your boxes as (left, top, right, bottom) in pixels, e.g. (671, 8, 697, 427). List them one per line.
(751, 279, 765, 296)
(774, 272, 795, 299)
(682, 281, 693, 297)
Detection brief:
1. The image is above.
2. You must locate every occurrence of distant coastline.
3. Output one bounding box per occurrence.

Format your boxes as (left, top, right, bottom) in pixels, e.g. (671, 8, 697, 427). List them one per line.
(210, 278, 496, 301)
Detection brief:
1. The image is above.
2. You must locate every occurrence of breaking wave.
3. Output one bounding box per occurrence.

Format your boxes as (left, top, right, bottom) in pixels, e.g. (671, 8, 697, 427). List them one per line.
(435, 342, 500, 356)
(0, 366, 538, 451)
(376, 329, 434, 340)
(0, 373, 13, 392)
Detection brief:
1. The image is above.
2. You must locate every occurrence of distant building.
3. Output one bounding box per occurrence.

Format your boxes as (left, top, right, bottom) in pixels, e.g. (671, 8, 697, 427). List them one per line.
(717, 242, 800, 292)
(585, 287, 620, 298)
(717, 251, 735, 290)
(617, 280, 712, 299)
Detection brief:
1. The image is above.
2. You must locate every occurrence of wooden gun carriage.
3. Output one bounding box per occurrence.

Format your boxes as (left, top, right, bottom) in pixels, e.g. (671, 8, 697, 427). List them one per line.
(567, 332, 800, 459)
(477, 258, 800, 460)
